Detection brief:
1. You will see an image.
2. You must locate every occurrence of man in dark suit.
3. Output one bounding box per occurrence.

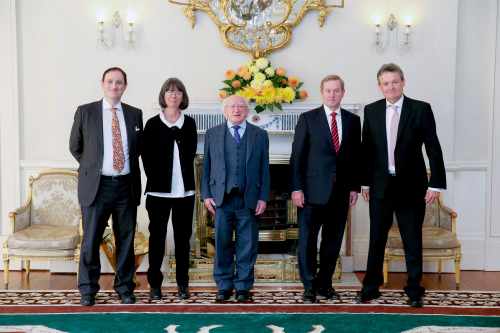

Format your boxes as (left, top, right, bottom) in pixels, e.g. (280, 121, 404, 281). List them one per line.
(358, 63, 446, 308)
(201, 95, 270, 303)
(290, 75, 361, 303)
(69, 67, 143, 306)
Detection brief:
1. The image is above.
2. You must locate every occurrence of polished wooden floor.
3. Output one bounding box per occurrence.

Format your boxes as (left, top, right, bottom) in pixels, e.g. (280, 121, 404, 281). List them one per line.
(1, 271, 498, 291)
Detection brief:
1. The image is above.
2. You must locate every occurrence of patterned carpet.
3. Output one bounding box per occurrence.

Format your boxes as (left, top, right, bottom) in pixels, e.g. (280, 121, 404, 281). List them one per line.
(0, 289, 499, 316)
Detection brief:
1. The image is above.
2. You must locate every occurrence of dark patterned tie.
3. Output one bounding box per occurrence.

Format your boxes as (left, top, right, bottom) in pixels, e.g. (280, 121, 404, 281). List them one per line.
(111, 107, 125, 172)
(330, 112, 340, 154)
(232, 125, 241, 144)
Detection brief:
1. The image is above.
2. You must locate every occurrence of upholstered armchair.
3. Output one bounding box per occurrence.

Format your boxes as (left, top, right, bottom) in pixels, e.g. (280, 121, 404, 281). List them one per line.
(2, 169, 81, 288)
(383, 197, 461, 289)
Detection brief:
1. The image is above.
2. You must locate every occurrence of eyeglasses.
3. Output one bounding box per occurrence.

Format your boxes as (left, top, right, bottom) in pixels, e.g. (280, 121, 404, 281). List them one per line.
(166, 90, 182, 96)
(226, 104, 248, 109)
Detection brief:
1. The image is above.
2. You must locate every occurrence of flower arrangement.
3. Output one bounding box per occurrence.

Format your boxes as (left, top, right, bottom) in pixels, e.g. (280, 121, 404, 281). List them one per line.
(219, 57, 308, 113)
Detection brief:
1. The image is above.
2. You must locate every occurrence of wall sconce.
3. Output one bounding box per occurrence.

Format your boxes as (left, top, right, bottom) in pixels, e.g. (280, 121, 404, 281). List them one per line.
(372, 13, 413, 49)
(96, 10, 136, 47)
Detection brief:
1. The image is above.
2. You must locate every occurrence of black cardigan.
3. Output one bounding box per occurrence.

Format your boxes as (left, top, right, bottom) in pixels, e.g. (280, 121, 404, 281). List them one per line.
(142, 114, 197, 194)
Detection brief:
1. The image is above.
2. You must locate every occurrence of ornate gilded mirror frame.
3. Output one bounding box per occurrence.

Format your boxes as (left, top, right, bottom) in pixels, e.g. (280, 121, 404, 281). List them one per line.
(168, 0, 344, 58)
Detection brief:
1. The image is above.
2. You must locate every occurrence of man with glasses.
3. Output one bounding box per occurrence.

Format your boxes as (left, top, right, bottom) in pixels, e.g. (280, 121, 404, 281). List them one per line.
(201, 95, 270, 302)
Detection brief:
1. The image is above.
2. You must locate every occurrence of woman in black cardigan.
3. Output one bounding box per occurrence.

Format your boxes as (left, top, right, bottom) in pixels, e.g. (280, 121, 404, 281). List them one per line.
(142, 78, 197, 300)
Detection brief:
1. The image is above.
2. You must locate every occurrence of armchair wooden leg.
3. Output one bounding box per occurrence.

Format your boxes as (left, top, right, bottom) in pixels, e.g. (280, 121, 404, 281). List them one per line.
(3, 259, 9, 288)
(25, 260, 31, 280)
(438, 260, 442, 280)
(383, 258, 389, 286)
(455, 255, 461, 290)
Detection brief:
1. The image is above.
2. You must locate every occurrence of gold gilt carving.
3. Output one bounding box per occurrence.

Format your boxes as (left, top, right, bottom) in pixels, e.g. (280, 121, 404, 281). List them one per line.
(168, 0, 344, 58)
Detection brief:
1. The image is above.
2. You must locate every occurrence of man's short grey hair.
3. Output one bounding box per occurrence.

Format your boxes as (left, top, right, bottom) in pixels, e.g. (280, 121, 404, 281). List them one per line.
(221, 95, 249, 112)
(377, 63, 405, 83)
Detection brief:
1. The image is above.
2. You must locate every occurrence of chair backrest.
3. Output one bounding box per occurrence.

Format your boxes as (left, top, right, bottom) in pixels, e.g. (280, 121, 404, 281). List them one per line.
(29, 169, 81, 227)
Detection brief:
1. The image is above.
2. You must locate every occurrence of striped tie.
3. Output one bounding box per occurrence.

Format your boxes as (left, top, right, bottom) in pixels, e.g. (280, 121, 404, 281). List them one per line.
(330, 112, 340, 154)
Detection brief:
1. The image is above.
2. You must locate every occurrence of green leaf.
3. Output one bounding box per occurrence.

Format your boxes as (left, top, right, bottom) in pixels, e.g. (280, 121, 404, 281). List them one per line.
(296, 82, 303, 90)
(255, 105, 265, 113)
(275, 103, 283, 111)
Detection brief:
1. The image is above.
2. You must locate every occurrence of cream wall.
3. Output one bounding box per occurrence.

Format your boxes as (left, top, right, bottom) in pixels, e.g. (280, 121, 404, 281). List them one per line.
(1, 0, 499, 272)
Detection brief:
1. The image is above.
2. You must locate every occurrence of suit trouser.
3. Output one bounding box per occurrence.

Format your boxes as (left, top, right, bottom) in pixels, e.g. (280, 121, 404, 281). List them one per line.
(145, 195, 195, 289)
(362, 176, 426, 300)
(79, 176, 137, 296)
(214, 191, 259, 292)
(297, 187, 350, 290)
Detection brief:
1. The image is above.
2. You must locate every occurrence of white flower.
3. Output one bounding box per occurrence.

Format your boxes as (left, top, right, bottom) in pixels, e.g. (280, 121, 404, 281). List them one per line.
(255, 57, 269, 69)
(263, 80, 273, 88)
(254, 72, 266, 83)
(251, 79, 263, 89)
(264, 67, 275, 77)
(250, 65, 260, 74)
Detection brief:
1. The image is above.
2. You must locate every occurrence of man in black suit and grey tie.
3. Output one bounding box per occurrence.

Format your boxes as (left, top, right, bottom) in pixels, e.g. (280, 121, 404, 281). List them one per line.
(290, 75, 361, 303)
(358, 63, 446, 308)
(69, 67, 143, 306)
(201, 95, 270, 303)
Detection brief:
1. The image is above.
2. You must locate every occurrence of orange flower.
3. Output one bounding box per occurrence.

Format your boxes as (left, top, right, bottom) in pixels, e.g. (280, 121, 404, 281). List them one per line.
(276, 67, 286, 76)
(237, 66, 250, 78)
(288, 76, 299, 88)
(225, 70, 236, 80)
(231, 80, 242, 89)
(218, 90, 228, 99)
(299, 90, 308, 100)
(242, 72, 252, 81)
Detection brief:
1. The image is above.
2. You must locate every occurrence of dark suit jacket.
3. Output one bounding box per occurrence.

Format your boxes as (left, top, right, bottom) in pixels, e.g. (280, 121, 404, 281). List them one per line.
(361, 96, 446, 199)
(201, 122, 270, 209)
(69, 100, 143, 207)
(290, 106, 361, 205)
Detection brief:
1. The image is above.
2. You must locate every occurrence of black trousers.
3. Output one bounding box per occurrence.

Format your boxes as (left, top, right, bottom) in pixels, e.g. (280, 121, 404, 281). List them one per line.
(146, 195, 195, 289)
(297, 185, 350, 290)
(79, 175, 137, 296)
(362, 176, 426, 300)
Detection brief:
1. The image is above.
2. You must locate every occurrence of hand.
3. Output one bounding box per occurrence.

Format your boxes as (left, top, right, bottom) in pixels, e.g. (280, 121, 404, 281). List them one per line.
(291, 191, 305, 208)
(255, 200, 267, 215)
(361, 188, 370, 201)
(349, 191, 359, 207)
(204, 198, 216, 215)
(425, 190, 440, 205)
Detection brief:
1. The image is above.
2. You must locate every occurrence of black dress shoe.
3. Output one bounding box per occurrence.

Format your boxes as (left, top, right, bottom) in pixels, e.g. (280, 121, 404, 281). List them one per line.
(80, 294, 95, 306)
(215, 290, 232, 302)
(178, 286, 190, 300)
(317, 287, 339, 300)
(356, 290, 382, 303)
(119, 292, 136, 304)
(302, 289, 317, 304)
(408, 298, 424, 308)
(150, 287, 162, 300)
(236, 290, 252, 302)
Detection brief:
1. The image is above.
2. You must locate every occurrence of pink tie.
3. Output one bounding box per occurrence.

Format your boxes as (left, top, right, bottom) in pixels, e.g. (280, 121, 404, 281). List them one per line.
(388, 105, 400, 168)
(111, 108, 125, 172)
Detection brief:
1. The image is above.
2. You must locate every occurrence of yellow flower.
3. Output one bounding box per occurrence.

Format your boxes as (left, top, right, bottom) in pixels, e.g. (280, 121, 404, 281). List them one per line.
(255, 57, 269, 69)
(278, 87, 295, 103)
(263, 80, 273, 88)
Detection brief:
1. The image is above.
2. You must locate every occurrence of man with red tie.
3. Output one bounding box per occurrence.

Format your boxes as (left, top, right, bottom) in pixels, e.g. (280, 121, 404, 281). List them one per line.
(290, 75, 361, 303)
(358, 63, 446, 307)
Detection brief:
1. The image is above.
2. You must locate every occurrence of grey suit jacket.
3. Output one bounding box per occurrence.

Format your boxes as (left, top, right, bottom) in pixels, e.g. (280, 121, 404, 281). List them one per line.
(201, 121, 270, 209)
(69, 100, 143, 207)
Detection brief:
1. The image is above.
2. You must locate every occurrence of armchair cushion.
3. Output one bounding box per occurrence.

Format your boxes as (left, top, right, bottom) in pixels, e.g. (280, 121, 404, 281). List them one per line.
(7, 224, 80, 250)
(387, 226, 460, 250)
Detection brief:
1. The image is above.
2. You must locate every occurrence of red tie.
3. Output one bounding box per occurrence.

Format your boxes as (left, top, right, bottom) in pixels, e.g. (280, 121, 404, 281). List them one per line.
(330, 112, 340, 154)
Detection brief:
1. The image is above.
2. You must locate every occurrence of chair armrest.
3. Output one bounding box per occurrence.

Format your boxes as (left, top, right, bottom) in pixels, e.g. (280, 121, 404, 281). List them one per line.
(438, 199, 458, 233)
(8, 203, 31, 233)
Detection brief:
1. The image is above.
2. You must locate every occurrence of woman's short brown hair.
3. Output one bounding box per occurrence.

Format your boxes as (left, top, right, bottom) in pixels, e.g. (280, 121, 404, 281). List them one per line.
(158, 77, 189, 110)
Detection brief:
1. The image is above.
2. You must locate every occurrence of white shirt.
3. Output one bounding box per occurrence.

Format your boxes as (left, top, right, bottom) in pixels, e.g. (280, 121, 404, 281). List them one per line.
(386, 96, 404, 175)
(101, 99, 130, 176)
(324, 104, 342, 145)
(227, 119, 247, 138)
(147, 112, 195, 198)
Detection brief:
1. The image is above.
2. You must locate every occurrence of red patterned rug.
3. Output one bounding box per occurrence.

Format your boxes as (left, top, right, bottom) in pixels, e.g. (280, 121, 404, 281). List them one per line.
(1, 289, 499, 316)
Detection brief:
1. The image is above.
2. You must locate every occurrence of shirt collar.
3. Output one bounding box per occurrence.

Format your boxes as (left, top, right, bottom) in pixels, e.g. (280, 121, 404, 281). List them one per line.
(227, 120, 247, 130)
(102, 98, 123, 112)
(324, 104, 341, 117)
(386, 95, 404, 110)
(160, 111, 185, 128)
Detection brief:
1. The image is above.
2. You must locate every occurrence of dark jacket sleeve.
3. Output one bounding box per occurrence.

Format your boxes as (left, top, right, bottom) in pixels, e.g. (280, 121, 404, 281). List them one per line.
(200, 129, 212, 200)
(258, 130, 270, 201)
(141, 118, 153, 178)
(422, 103, 447, 189)
(289, 113, 308, 192)
(360, 107, 374, 187)
(69, 106, 83, 162)
(348, 114, 362, 192)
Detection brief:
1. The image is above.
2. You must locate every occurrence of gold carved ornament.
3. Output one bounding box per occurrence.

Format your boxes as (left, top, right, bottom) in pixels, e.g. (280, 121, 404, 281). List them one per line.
(168, 0, 344, 58)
